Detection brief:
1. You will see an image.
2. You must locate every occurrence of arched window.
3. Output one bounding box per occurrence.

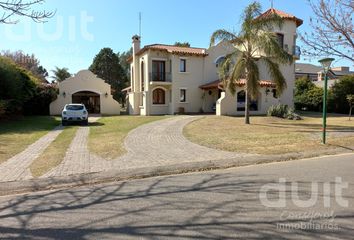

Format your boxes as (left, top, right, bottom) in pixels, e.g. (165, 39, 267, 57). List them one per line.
(152, 88, 165, 105)
(215, 56, 226, 68)
(141, 61, 144, 91)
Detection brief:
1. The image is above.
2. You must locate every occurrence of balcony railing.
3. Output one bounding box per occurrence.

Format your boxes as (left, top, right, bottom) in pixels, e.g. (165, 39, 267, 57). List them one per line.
(149, 72, 172, 82)
(293, 45, 301, 58)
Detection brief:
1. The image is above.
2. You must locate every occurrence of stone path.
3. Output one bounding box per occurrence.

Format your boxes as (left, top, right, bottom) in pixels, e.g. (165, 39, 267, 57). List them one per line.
(0, 126, 64, 182)
(112, 116, 252, 170)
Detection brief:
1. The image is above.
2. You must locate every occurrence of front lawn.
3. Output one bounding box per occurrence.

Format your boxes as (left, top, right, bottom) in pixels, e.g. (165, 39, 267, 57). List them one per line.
(89, 116, 168, 159)
(0, 116, 60, 164)
(184, 113, 354, 155)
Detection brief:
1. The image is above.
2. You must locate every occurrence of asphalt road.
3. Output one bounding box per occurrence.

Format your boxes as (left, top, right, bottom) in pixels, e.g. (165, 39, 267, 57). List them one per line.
(0, 153, 353, 239)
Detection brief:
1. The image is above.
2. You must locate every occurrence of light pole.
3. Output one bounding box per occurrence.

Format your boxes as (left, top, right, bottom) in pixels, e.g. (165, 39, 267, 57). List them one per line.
(318, 58, 334, 144)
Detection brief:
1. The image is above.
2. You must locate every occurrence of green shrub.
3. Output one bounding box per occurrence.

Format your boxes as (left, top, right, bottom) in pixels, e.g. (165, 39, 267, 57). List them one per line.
(267, 104, 302, 120)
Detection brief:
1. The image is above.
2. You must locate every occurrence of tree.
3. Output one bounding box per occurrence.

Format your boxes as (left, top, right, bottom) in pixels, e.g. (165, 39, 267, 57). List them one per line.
(294, 76, 323, 111)
(0, 0, 54, 24)
(89, 48, 126, 103)
(329, 75, 354, 114)
(51, 67, 71, 82)
(174, 42, 191, 47)
(347, 95, 354, 120)
(300, 0, 354, 63)
(1, 50, 49, 82)
(117, 48, 132, 82)
(210, 2, 293, 124)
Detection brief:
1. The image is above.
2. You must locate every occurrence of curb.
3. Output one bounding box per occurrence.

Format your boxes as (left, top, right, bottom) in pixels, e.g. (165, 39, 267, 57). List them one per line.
(0, 148, 353, 196)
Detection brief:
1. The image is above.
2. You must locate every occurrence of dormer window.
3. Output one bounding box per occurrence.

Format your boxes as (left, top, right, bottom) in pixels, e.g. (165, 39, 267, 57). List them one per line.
(276, 33, 284, 49)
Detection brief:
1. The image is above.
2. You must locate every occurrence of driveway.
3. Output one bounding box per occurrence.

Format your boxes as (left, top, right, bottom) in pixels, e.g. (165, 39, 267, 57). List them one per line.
(111, 116, 252, 170)
(0, 116, 251, 181)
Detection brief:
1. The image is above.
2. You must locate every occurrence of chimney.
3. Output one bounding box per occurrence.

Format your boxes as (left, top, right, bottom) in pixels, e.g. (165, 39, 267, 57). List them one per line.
(132, 35, 141, 55)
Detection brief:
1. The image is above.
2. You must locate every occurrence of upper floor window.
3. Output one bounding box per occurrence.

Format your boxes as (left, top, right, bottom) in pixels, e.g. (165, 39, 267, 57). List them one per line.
(180, 59, 187, 72)
(141, 61, 145, 91)
(276, 33, 284, 49)
(152, 60, 166, 81)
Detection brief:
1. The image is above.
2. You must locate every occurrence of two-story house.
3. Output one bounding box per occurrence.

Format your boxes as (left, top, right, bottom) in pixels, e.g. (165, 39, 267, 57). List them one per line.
(126, 8, 303, 116)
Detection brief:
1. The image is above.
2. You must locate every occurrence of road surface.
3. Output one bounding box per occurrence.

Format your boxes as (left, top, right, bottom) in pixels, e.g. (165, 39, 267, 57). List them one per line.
(0, 153, 353, 239)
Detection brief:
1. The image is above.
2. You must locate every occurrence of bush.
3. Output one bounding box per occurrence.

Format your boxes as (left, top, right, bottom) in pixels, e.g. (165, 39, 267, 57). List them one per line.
(0, 56, 45, 117)
(267, 104, 302, 120)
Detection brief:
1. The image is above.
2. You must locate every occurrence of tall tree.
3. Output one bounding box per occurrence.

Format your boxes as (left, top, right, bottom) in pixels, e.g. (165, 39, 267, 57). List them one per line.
(89, 48, 126, 103)
(0, 0, 54, 24)
(300, 0, 354, 63)
(1, 50, 49, 82)
(51, 67, 71, 82)
(174, 42, 191, 47)
(210, 2, 293, 124)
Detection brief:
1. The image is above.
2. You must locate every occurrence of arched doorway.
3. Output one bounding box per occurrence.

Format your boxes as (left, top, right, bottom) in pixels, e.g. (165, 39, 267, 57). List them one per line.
(72, 91, 100, 114)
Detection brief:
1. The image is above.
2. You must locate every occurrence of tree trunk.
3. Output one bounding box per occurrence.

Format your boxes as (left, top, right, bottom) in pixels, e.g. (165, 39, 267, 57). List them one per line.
(349, 105, 352, 121)
(245, 89, 250, 124)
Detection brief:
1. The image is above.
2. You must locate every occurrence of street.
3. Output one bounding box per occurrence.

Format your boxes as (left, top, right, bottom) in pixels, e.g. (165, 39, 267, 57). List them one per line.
(0, 153, 353, 239)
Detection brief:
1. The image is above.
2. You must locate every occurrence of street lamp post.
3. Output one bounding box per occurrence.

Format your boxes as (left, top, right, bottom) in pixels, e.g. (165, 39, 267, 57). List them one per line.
(318, 58, 334, 144)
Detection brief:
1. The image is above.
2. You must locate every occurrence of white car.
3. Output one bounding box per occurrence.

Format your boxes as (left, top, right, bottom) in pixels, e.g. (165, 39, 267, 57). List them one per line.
(62, 104, 88, 126)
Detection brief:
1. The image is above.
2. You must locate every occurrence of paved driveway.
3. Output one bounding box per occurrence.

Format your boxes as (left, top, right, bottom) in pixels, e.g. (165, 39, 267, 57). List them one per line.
(112, 116, 252, 169)
(0, 116, 251, 181)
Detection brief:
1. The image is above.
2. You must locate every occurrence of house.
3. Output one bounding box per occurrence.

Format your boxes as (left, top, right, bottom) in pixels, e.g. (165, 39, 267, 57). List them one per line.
(126, 8, 303, 116)
(296, 63, 354, 82)
(50, 70, 120, 115)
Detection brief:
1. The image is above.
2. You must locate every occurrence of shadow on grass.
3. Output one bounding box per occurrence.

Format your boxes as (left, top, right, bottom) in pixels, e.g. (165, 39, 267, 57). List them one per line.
(0, 173, 353, 239)
(0, 116, 60, 135)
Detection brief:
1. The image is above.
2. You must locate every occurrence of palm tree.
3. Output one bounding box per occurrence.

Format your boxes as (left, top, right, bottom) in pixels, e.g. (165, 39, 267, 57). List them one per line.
(52, 67, 71, 82)
(210, 2, 293, 124)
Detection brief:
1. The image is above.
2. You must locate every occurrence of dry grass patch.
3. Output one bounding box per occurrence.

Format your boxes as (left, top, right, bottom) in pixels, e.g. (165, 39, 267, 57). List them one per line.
(184, 114, 354, 155)
(89, 116, 168, 159)
(0, 116, 60, 164)
(30, 126, 78, 177)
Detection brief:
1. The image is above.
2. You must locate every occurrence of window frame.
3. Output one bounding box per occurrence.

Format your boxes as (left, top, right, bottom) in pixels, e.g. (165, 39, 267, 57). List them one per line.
(180, 88, 187, 103)
(152, 88, 166, 105)
(179, 59, 187, 73)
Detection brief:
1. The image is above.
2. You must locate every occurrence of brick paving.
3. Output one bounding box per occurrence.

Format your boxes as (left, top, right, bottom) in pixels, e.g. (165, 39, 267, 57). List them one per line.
(0, 116, 253, 182)
(42, 116, 108, 178)
(112, 116, 252, 170)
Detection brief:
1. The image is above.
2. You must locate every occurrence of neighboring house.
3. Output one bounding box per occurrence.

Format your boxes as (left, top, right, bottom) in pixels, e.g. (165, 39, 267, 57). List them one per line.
(50, 70, 120, 115)
(126, 8, 303, 116)
(296, 63, 354, 81)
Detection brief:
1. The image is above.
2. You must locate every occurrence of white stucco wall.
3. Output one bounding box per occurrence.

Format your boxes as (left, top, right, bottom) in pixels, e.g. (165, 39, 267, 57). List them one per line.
(50, 70, 120, 115)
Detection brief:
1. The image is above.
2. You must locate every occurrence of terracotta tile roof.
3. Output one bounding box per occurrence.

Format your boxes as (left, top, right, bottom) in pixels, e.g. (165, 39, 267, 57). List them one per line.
(128, 44, 208, 62)
(141, 44, 208, 56)
(200, 79, 276, 89)
(257, 8, 303, 27)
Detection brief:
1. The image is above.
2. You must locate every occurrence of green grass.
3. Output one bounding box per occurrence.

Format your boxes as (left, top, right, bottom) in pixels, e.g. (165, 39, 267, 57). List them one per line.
(184, 114, 354, 155)
(89, 116, 168, 159)
(0, 116, 60, 164)
(30, 126, 78, 178)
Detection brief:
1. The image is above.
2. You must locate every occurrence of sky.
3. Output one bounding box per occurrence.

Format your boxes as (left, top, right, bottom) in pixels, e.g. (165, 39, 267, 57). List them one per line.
(0, 0, 352, 78)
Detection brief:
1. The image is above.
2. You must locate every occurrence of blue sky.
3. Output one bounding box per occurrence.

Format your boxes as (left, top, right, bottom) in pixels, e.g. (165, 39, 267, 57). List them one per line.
(0, 0, 352, 78)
